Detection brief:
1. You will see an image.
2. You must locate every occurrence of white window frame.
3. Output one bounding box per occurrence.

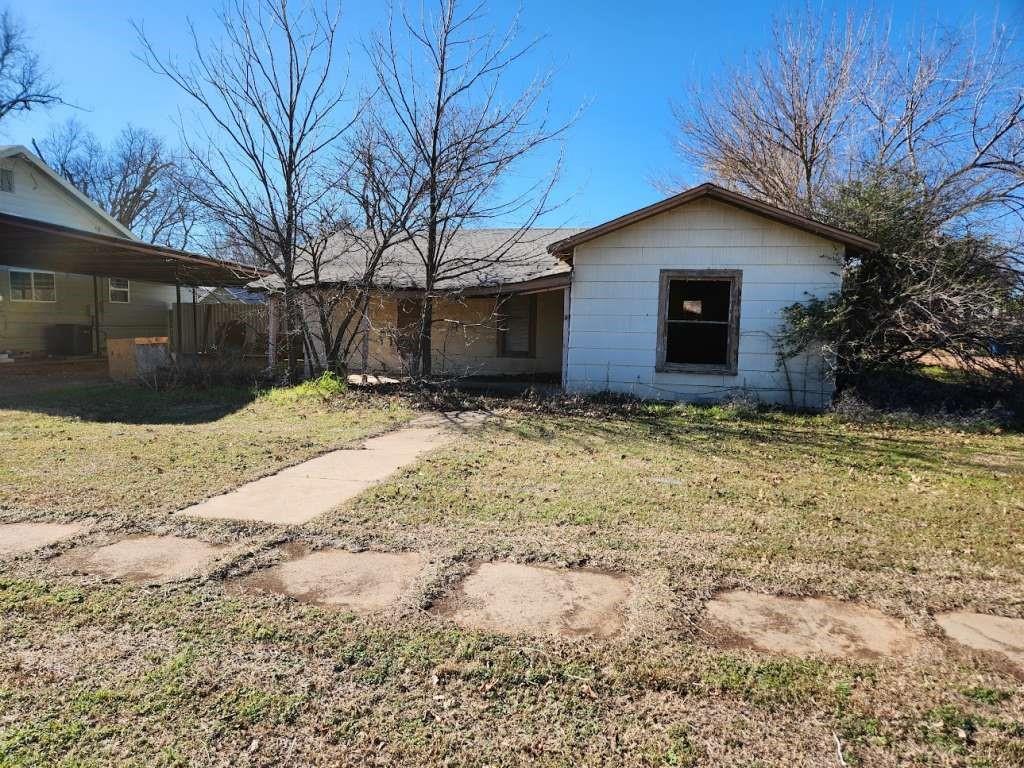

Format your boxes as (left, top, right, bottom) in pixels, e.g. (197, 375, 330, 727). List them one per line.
(8, 268, 57, 303)
(108, 277, 131, 304)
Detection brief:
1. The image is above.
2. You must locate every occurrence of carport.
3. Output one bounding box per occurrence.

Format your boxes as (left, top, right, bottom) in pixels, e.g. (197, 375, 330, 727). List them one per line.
(0, 211, 263, 357)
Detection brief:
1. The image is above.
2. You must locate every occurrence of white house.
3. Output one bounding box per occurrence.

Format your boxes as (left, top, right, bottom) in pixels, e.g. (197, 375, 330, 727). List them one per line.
(549, 184, 877, 408)
(286, 183, 876, 408)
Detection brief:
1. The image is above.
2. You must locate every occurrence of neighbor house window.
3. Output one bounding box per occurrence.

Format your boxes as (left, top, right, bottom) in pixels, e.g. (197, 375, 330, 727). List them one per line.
(9, 269, 56, 302)
(0, 169, 13, 192)
(497, 294, 536, 357)
(109, 277, 130, 303)
(657, 270, 741, 374)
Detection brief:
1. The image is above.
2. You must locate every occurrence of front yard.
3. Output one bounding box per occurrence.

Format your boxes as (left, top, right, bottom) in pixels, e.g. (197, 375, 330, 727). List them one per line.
(1, 382, 1022, 766)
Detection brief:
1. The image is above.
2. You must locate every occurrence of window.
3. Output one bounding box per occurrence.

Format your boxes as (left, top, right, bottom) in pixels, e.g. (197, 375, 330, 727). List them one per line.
(109, 277, 130, 303)
(9, 269, 56, 302)
(497, 294, 536, 357)
(657, 270, 741, 374)
(0, 168, 13, 192)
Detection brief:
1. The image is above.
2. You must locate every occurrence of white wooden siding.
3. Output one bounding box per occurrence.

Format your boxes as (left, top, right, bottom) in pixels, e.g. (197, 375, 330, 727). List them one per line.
(0, 156, 123, 235)
(564, 199, 843, 408)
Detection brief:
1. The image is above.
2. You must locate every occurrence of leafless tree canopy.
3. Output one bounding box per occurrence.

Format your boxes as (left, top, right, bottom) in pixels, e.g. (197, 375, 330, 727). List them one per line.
(33, 119, 201, 248)
(369, 0, 570, 376)
(135, 0, 357, 379)
(0, 9, 60, 122)
(676, 9, 1024, 389)
(672, 10, 1024, 233)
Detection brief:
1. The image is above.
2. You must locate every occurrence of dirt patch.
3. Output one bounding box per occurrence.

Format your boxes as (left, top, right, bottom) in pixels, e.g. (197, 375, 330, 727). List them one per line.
(53, 535, 229, 584)
(703, 590, 923, 660)
(0, 521, 90, 557)
(434, 561, 632, 639)
(234, 544, 425, 612)
(936, 611, 1024, 674)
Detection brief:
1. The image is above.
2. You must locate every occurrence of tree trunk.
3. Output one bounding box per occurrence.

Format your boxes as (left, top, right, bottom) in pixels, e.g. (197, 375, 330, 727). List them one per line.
(282, 282, 299, 384)
(417, 294, 433, 379)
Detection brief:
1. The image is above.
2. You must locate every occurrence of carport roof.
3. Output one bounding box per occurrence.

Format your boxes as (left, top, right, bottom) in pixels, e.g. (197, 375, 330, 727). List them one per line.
(0, 212, 264, 286)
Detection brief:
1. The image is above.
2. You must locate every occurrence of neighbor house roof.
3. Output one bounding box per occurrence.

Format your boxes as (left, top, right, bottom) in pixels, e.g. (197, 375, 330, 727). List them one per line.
(0, 145, 139, 240)
(265, 228, 581, 294)
(0, 211, 264, 286)
(196, 286, 266, 304)
(547, 183, 879, 260)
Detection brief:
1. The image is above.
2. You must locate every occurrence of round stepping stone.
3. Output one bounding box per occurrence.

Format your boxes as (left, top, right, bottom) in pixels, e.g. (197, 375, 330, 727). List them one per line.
(435, 561, 632, 639)
(54, 535, 228, 584)
(703, 590, 922, 660)
(235, 546, 425, 613)
(0, 521, 89, 557)
(936, 612, 1024, 673)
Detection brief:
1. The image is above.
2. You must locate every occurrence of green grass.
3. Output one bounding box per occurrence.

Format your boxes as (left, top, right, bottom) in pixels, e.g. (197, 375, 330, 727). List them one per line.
(1, 386, 1023, 765)
(0, 381, 411, 517)
(345, 404, 1024, 573)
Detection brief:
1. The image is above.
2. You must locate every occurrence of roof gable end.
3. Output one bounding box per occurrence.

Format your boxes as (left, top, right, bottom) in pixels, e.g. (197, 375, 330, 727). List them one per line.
(547, 183, 878, 260)
(0, 144, 138, 240)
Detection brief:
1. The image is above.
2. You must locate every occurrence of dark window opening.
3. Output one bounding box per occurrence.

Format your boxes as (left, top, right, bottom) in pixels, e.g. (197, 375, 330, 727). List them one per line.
(497, 294, 536, 358)
(658, 271, 741, 373)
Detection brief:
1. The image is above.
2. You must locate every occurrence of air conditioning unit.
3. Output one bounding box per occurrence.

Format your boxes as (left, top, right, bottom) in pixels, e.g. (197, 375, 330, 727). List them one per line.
(44, 324, 94, 356)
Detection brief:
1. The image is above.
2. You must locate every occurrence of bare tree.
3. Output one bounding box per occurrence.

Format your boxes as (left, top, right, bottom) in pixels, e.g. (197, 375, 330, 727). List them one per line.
(301, 113, 426, 373)
(680, 9, 1024, 389)
(368, 0, 570, 378)
(670, 9, 870, 214)
(0, 9, 61, 123)
(135, 0, 356, 381)
(33, 119, 202, 247)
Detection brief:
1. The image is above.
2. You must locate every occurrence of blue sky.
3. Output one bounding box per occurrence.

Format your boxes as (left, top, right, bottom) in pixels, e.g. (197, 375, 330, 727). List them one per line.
(2, 0, 1017, 227)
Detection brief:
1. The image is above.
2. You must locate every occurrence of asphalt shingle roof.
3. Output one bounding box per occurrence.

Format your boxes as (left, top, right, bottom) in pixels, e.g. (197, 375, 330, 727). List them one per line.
(275, 227, 580, 291)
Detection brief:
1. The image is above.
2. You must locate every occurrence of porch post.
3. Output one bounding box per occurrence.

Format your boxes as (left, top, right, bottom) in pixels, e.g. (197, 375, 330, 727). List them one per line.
(191, 287, 199, 355)
(267, 295, 278, 370)
(175, 282, 183, 358)
(561, 284, 571, 390)
(91, 276, 101, 358)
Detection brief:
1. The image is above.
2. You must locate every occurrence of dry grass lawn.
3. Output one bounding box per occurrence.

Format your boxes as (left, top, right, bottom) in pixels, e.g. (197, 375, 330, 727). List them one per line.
(1, 384, 1022, 767)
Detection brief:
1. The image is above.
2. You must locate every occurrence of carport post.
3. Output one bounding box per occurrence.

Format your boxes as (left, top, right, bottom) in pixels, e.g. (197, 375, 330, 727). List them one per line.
(92, 275, 101, 358)
(175, 282, 183, 358)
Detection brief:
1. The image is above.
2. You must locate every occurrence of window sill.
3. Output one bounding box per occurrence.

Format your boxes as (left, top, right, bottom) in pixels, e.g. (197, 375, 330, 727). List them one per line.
(656, 363, 738, 376)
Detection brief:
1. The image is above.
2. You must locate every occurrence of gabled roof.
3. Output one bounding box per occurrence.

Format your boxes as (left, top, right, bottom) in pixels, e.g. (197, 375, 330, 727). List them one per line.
(264, 227, 581, 293)
(0, 144, 138, 240)
(547, 183, 879, 260)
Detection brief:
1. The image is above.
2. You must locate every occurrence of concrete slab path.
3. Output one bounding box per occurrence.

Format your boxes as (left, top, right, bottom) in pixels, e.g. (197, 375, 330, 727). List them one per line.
(0, 521, 90, 557)
(234, 544, 425, 612)
(936, 611, 1024, 673)
(179, 411, 484, 526)
(54, 534, 230, 584)
(435, 561, 633, 639)
(703, 590, 923, 660)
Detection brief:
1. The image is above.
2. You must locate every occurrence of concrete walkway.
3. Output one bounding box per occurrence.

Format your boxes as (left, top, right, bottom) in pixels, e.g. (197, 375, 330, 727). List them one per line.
(179, 411, 484, 526)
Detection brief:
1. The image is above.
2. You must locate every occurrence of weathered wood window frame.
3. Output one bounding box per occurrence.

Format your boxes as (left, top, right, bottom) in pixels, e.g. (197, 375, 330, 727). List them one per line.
(0, 168, 14, 192)
(8, 268, 56, 303)
(496, 293, 537, 358)
(656, 269, 742, 375)
(109, 277, 131, 304)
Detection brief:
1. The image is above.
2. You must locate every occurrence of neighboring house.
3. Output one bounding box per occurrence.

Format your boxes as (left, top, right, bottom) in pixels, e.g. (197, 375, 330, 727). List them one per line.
(285, 184, 875, 407)
(195, 286, 265, 305)
(0, 146, 177, 356)
(0, 146, 258, 360)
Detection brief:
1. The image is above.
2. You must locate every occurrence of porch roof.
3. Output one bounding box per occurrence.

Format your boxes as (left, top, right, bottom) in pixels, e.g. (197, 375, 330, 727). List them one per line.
(0, 212, 263, 286)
